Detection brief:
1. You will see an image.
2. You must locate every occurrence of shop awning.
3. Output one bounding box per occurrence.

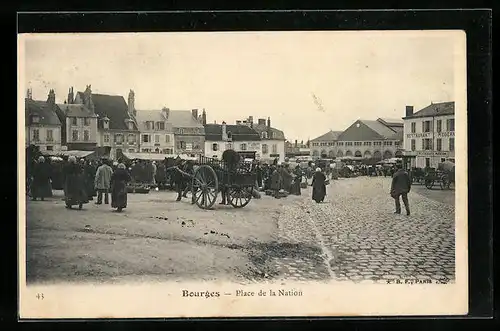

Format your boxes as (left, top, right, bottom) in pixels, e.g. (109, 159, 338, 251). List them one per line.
(122, 152, 198, 161)
(43, 150, 95, 158)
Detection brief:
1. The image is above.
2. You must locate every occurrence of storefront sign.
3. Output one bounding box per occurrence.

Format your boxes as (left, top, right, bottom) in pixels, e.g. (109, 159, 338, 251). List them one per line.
(416, 151, 449, 157)
(269, 154, 280, 158)
(406, 132, 431, 139)
(185, 143, 192, 151)
(437, 131, 455, 138)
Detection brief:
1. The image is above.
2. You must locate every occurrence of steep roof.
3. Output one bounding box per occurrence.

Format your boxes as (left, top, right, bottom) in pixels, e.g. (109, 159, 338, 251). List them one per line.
(166, 110, 204, 128)
(377, 118, 404, 127)
(337, 119, 397, 141)
(77, 92, 137, 131)
(57, 103, 97, 118)
(204, 124, 261, 141)
(311, 130, 343, 142)
(404, 101, 455, 119)
(252, 123, 286, 140)
(134, 110, 173, 131)
(25, 99, 62, 126)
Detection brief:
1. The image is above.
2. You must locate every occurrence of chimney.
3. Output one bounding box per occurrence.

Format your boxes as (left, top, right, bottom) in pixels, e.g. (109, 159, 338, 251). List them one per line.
(202, 109, 207, 125)
(192, 109, 198, 120)
(161, 107, 170, 119)
(295, 140, 298, 147)
(258, 118, 266, 126)
(248, 116, 253, 127)
(236, 120, 242, 125)
(128, 89, 135, 116)
(267, 117, 271, 128)
(405, 105, 414, 117)
(67, 87, 74, 104)
(26, 88, 32, 100)
(221, 121, 227, 141)
(47, 89, 56, 105)
(84, 85, 95, 112)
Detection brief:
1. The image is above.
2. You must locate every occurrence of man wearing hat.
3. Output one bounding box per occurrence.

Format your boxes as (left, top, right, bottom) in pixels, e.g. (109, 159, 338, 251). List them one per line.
(94, 158, 114, 205)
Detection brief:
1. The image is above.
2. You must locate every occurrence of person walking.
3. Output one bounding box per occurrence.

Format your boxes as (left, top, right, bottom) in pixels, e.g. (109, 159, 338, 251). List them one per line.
(110, 163, 132, 212)
(94, 158, 113, 205)
(311, 167, 327, 203)
(63, 156, 89, 209)
(390, 163, 412, 215)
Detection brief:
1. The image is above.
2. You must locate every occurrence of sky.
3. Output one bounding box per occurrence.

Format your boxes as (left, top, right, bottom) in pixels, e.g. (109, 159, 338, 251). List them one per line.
(20, 31, 461, 142)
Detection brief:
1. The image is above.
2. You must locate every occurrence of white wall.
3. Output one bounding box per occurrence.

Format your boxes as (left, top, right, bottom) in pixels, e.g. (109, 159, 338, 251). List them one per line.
(65, 117, 98, 143)
(260, 140, 285, 162)
(28, 125, 62, 151)
(204, 140, 262, 159)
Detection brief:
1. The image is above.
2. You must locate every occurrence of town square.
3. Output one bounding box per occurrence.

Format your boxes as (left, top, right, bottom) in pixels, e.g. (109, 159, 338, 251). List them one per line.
(21, 31, 457, 286)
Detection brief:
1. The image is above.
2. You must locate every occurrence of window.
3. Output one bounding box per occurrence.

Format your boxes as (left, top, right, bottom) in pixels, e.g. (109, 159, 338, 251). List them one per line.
(354, 142, 362, 146)
(240, 143, 247, 151)
(128, 134, 136, 144)
(328, 142, 334, 146)
(411, 122, 416, 133)
(84, 130, 89, 141)
(312, 142, 318, 147)
(32, 116, 40, 123)
(142, 148, 151, 153)
(163, 148, 173, 154)
(447, 119, 455, 132)
(423, 138, 432, 150)
(373, 141, 382, 146)
(272, 144, 277, 154)
(156, 122, 165, 130)
(338, 142, 344, 146)
(363, 142, 371, 146)
(395, 141, 400, 146)
(227, 132, 233, 140)
(128, 149, 135, 153)
(46, 129, 53, 141)
(436, 120, 442, 133)
(422, 121, 432, 133)
(72, 118, 77, 126)
(262, 144, 268, 154)
(449, 138, 455, 151)
(212, 143, 218, 151)
(72, 130, 78, 141)
(84, 118, 90, 126)
(33, 129, 40, 141)
(436, 138, 442, 151)
(425, 158, 430, 168)
(115, 134, 123, 144)
(165, 135, 170, 143)
(179, 128, 185, 135)
(154, 134, 160, 143)
(441, 158, 446, 163)
(261, 132, 268, 139)
(411, 139, 416, 151)
(46, 146, 53, 151)
(142, 134, 150, 143)
(179, 141, 186, 149)
(104, 134, 110, 143)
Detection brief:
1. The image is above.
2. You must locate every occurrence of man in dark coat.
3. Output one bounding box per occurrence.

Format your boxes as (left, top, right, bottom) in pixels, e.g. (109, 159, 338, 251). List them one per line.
(311, 167, 327, 203)
(31, 156, 52, 200)
(270, 166, 282, 198)
(390, 163, 412, 215)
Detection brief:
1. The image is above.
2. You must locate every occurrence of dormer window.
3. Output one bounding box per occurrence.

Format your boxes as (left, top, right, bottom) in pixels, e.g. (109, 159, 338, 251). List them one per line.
(261, 132, 268, 139)
(32, 115, 40, 123)
(227, 131, 233, 141)
(103, 119, 109, 129)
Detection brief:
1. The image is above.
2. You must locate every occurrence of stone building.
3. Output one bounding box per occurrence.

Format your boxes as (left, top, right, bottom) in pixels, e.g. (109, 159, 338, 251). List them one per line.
(204, 122, 261, 159)
(25, 89, 62, 152)
(134, 107, 175, 155)
(237, 116, 286, 163)
(310, 131, 343, 159)
(73, 87, 140, 160)
(166, 108, 206, 156)
(402, 102, 455, 168)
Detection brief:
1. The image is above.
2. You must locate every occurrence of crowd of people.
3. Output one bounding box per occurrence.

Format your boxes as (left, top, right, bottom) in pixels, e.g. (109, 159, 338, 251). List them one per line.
(27, 147, 413, 212)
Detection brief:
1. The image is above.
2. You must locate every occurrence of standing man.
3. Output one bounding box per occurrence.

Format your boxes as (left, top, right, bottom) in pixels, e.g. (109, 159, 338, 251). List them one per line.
(390, 163, 412, 216)
(94, 158, 113, 205)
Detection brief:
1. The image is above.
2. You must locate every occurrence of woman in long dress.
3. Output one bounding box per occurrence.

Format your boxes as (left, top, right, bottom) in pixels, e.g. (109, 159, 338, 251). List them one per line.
(64, 156, 89, 209)
(111, 163, 132, 212)
(31, 156, 52, 201)
(311, 167, 327, 203)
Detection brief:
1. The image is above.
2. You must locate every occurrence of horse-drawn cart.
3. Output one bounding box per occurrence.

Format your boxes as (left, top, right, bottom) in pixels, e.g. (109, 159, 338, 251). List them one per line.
(173, 155, 257, 210)
(424, 161, 455, 190)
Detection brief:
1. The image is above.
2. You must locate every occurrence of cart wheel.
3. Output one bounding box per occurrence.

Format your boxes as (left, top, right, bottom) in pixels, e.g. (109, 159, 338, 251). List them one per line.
(425, 179, 434, 189)
(192, 165, 218, 209)
(228, 187, 252, 208)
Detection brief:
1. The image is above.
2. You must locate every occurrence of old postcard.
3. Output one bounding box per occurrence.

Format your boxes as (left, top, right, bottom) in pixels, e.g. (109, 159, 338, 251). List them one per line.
(18, 30, 468, 318)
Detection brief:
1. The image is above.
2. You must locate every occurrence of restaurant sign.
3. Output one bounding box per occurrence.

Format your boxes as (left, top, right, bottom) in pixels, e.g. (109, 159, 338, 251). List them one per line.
(406, 132, 431, 139)
(437, 131, 455, 138)
(416, 151, 449, 157)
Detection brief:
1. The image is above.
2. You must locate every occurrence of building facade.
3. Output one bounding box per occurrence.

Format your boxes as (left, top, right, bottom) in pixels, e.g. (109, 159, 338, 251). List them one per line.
(25, 91, 63, 152)
(237, 116, 286, 163)
(134, 108, 175, 155)
(285, 140, 311, 158)
(310, 131, 343, 159)
(335, 118, 404, 160)
(402, 102, 455, 168)
(74, 87, 140, 160)
(167, 109, 206, 156)
(204, 122, 261, 159)
(56, 87, 98, 151)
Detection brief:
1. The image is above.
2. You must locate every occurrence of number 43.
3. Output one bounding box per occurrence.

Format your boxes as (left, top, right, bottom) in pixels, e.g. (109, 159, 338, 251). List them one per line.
(36, 293, 44, 300)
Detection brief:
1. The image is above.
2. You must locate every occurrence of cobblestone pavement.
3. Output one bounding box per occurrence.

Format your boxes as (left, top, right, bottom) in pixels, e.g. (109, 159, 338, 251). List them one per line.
(265, 176, 455, 284)
(25, 176, 455, 284)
